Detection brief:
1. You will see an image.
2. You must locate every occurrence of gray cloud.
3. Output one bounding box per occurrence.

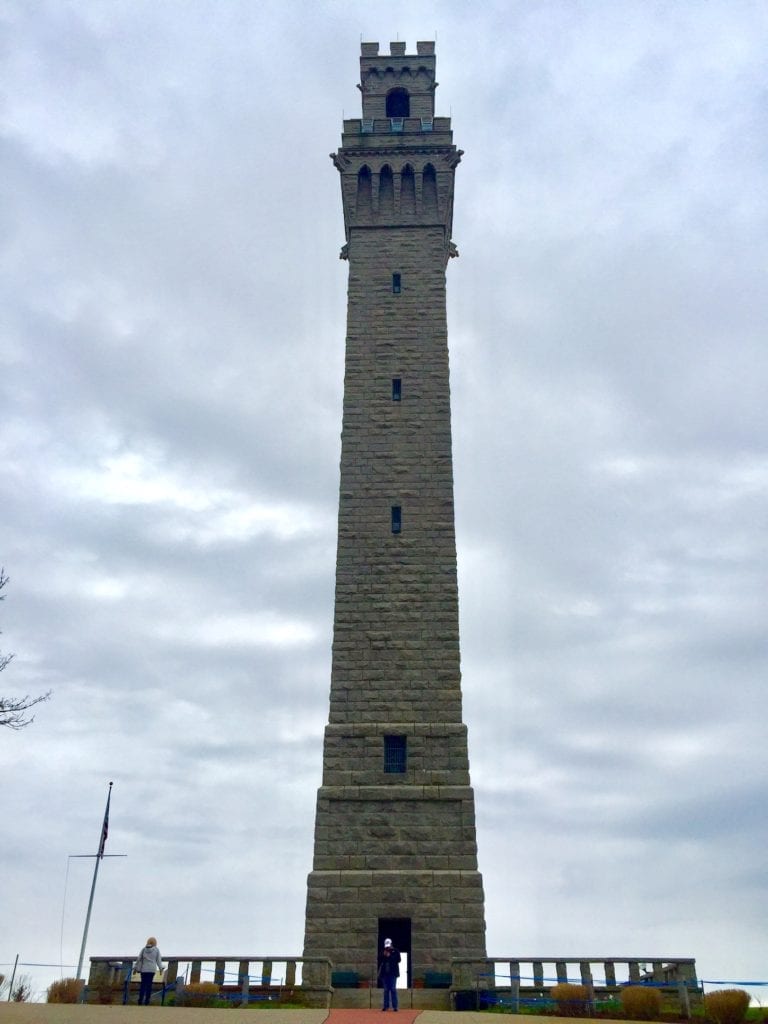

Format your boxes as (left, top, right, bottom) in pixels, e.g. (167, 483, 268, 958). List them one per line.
(1, 0, 767, 1003)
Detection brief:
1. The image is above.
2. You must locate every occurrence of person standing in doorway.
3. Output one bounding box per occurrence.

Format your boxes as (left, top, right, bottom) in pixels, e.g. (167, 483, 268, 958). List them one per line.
(133, 936, 164, 1006)
(378, 937, 401, 1011)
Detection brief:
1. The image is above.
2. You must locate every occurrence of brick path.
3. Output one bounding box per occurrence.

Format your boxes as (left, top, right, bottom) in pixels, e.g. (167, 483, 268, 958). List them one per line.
(325, 1010, 421, 1024)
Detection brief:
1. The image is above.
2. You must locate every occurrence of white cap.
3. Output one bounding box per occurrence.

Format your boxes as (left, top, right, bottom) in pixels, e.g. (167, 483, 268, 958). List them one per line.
(384, 938, 392, 948)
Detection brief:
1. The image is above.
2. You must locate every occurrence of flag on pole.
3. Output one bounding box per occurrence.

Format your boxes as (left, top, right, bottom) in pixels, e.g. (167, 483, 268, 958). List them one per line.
(98, 782, 112, 859)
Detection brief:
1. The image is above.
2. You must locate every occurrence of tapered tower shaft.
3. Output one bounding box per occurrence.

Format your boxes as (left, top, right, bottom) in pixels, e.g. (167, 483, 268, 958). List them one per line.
(303, 40, 486, 986)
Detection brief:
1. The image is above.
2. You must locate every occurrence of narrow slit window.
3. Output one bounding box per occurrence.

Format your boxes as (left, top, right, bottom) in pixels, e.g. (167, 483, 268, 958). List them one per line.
(392, 378, 402, 401)
(384, 735, 407, 773)
(392, 272, 401, 294)
(391, 505, 402, 534)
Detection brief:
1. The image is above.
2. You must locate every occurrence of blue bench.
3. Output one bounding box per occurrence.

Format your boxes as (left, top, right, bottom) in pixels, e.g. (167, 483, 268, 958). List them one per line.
(331, 971, 359, 989)
(425, 972, 452, 989)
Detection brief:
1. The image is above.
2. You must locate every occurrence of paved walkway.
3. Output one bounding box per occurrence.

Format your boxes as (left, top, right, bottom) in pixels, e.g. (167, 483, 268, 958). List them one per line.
(0, 1006, 628, 1024)
(0, 1008, 478, 1024)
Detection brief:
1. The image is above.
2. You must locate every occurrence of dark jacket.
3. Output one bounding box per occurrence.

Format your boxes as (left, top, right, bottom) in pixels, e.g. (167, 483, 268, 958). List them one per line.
(378, 948, 401, 981)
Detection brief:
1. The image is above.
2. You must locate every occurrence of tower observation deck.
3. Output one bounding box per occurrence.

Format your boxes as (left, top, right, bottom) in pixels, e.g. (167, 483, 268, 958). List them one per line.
(303, 40, 487, 988)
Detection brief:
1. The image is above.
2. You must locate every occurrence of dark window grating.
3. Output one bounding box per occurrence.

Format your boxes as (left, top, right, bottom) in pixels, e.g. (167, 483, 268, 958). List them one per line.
(392, 272, 401, 294)
(391, 505, 402, 534)
(384, 735, 407, 773)
(392, 377, 402, 401)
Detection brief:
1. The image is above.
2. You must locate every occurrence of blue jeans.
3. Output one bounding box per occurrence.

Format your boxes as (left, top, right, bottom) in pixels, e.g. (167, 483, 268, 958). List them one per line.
(382, 976, 398, 1010)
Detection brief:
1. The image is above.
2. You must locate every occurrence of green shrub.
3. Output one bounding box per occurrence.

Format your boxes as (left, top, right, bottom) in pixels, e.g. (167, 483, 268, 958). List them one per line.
(47, 978, 84, 1003)
(597, 998, 623, 1016)
(704, 989, 751, 1024)
(551, 983, 591, 1017)
(620, 985, 663, 1020)
(176, 982, 221, 1007)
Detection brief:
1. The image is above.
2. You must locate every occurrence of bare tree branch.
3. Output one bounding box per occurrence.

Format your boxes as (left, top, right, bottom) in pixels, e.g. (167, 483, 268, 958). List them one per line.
(1, 691, 53, 729)
(1, 567, 53, 729)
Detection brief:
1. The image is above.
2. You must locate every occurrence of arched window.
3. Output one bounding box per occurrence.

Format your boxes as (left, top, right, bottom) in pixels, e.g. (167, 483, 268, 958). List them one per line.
(379, 165, 394, 217)
(356, 166, 372, 217)
(423, 164, 438, 216)
(401, 165, 416, 217)
(386, 88, 410, 117)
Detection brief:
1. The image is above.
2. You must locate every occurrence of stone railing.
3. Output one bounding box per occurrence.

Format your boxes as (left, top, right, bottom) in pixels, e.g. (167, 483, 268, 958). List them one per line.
(88, 951, 701, 1013)
(451, 957, 701, 1015)
(87, 955, 332, 1007)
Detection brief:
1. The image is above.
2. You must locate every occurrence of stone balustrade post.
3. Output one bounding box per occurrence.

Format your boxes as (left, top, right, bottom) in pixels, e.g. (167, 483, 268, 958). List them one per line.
(239, 961, 250, 1006)
(451, 960, 474, 989)
(510, 978, 520, 1012)
(581, 964, 595, 1013)
(604, 961, 616, 987)
(239, 958, 250, 1007)
(261, 959, 273, 986)
(509, 958, 520, 1007)
(166, 960, 178, 986)
(678, 980, 691, 1019)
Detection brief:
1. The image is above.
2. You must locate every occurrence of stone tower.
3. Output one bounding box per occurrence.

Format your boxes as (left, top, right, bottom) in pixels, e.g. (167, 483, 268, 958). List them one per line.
(303, 41, 487, 988)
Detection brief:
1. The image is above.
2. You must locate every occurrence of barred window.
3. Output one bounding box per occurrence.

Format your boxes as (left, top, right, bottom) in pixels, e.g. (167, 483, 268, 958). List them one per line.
(384, 735, 407, 773)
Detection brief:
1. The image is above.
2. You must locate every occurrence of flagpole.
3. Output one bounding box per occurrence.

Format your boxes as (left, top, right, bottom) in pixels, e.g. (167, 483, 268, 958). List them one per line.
(76, 781, 112, 981)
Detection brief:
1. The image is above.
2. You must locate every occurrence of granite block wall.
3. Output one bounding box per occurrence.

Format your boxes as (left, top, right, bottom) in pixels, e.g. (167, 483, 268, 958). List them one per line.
(303, 43, 486, 984)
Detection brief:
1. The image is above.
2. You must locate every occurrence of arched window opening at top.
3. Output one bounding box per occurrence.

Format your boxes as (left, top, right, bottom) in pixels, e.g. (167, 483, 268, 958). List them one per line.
(423, 164, 438, 217)
(401, 165, 416, 217)
(356, 166, 372, 217)
(379, 165, 394, 217)
(386, 88, 410, 117)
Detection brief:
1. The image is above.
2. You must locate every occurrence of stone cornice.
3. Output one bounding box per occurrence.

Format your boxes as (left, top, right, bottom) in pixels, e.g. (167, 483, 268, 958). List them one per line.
(335, 145, 459, 162)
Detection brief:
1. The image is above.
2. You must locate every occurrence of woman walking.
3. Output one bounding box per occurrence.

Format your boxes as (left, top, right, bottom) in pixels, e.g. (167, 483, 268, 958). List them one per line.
(134, 936, 164, 1006)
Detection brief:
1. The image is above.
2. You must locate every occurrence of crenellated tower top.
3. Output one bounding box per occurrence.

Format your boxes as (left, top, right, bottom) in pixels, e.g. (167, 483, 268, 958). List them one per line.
(358, 40, 437, 120)
(332, 41, 462, 259)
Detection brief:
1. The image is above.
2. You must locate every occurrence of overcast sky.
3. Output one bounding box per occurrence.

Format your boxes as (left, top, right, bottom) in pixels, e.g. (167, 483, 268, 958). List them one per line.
(2, 0, 767, 1004)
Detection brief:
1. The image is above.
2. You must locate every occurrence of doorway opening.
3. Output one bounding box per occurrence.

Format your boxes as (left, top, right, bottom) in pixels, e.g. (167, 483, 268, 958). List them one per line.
(377, 917, 411, 988)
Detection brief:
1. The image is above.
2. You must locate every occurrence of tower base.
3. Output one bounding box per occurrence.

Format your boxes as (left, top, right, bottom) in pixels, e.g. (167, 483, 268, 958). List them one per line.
(304, 868, 486, 985)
